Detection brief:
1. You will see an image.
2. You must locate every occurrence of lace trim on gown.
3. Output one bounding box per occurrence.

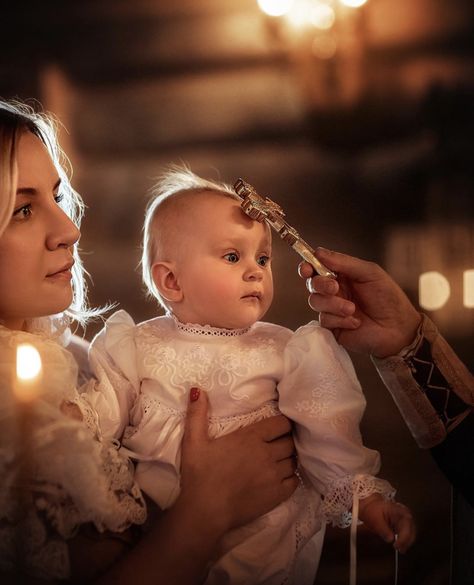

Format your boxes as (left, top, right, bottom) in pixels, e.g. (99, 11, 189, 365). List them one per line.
(322, 474, 395, 528)
(134, 393, 280, 441)
(169, 312, 251, 337)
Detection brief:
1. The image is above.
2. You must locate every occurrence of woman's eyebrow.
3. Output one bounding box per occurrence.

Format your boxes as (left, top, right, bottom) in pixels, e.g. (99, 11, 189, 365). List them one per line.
(17, 178, 61, 196)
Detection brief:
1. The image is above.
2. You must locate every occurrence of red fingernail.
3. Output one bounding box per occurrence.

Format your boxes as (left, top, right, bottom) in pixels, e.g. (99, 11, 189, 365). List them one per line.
(190, 387, 200, 402)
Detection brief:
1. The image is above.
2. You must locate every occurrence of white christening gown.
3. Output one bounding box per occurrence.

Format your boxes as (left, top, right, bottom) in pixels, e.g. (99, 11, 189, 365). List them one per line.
(85, 310, 394, 585)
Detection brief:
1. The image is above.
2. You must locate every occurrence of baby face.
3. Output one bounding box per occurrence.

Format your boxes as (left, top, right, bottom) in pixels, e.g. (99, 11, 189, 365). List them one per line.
(170, 192, 273, 329)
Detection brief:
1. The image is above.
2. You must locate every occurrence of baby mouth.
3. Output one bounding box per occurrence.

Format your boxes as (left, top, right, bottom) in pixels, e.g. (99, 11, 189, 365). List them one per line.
(242, 292, 262, 300)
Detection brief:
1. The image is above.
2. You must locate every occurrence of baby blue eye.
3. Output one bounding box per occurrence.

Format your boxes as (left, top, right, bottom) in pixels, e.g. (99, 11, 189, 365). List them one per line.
(224, 252, 239, 263)
(257, 255, 270, 267)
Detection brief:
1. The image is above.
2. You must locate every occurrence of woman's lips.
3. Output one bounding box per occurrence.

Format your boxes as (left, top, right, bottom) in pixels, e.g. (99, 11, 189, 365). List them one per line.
(46, 262, 74, 280)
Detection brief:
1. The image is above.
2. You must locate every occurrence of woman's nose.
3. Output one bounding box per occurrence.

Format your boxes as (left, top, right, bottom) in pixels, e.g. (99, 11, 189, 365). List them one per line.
(46, 205, 80, 251)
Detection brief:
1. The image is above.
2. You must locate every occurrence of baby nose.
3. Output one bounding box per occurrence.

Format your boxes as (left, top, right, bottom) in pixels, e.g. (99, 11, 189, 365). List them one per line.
(245, 265, 263, 281)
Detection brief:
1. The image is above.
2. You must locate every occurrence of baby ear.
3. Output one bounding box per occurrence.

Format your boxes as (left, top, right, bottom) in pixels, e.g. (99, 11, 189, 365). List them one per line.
(152, 262, 183, 303)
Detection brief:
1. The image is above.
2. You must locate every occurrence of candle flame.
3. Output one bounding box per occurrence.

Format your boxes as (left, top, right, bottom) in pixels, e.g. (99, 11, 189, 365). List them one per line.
(15, 343, 42, 402)
(17, 344, 42, 380)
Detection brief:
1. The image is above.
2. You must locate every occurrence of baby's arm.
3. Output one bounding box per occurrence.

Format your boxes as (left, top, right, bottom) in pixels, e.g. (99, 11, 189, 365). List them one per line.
(278, 322, 415, 548)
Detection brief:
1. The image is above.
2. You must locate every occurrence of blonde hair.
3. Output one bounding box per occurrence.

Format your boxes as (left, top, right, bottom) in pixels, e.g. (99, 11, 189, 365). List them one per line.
(142, 164, 237, 308)
(0, 99, 97, 326)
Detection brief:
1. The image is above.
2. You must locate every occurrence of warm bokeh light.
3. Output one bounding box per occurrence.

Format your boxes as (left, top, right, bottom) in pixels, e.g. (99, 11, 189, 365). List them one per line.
(310, 3, 336, 29)
(285, 0, 312, 28)
(463, 269, 474, 308)
(419, 271, 451, 311)
(257, 0, 294, 17)
(340, 0, 367, 7)
(258, 0, 363, 29)
(16, 343, 42, 402)
(312, 35, 337, 58)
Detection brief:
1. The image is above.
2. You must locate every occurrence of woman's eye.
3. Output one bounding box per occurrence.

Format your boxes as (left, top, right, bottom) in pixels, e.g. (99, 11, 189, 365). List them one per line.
(13, 204, 32, 220)
(257, 255, 270, 267)
(54, 192, 64, 204)
(224, 252, 239, 263)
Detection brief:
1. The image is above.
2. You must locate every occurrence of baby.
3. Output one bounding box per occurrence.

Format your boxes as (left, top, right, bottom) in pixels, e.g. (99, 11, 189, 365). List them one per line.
(86, 167, 414, 585)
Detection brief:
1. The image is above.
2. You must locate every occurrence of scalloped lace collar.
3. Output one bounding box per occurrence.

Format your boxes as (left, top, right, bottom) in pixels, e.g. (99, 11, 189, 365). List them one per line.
(169, 313, 251, 337)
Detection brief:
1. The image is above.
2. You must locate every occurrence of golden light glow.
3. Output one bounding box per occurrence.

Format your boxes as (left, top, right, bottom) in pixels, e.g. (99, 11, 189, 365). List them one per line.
(310, 4, 335, 29)
(285, 0, 312, 28)
(15, 343, 42, 402)
(312, 35, 337, 58)
(340, 0, 367, 7)
(463, 269, 474, 308)
(257, 0, 294, 17)
(419, 271, 451, 311)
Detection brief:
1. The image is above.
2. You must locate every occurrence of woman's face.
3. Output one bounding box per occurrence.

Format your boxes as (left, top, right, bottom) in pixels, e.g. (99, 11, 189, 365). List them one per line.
(0, 131, 80, 330)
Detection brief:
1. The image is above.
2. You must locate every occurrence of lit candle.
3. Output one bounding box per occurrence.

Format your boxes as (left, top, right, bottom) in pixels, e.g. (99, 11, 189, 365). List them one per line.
(15, 343, 42, 403)
(13, 343, 43, 573)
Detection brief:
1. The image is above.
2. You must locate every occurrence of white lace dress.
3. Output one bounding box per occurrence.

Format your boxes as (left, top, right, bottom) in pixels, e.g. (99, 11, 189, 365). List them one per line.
(0, 322, 146, 580)
(86, 310, 394, 585)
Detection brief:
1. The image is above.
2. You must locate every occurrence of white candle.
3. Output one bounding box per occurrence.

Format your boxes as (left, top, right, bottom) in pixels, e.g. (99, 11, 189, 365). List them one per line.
(13, 343, 42, 569)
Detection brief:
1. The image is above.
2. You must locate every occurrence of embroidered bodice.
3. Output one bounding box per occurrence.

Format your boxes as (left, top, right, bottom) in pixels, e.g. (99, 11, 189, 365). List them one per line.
(87, 311, 393, 514)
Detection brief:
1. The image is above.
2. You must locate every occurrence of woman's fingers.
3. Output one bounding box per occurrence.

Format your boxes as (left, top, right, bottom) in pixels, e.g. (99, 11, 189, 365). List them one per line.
(281, 474, 300, 498)
(269, 434, 296, 462)
(253, 413, 292, 442)
(182, 387, 209, 447)
(276, 456, 298, 479)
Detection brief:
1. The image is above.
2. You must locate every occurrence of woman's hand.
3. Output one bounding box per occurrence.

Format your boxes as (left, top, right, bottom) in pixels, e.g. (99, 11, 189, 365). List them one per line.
(97, 388, 297, 585)
(180, 387, 298, 533)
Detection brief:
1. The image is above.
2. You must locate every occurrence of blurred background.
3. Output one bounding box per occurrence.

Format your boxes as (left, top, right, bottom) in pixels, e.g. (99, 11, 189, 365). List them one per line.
(1, 0, 473, 583)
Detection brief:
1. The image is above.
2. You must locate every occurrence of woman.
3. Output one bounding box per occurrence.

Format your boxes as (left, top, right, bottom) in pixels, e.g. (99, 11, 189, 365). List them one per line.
(0, 99, 298, 583)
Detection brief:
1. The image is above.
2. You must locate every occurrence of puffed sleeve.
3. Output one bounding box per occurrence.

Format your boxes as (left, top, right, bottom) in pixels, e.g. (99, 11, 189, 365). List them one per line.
(84, 310, 141, 440)
(278, 321, 394, 527)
